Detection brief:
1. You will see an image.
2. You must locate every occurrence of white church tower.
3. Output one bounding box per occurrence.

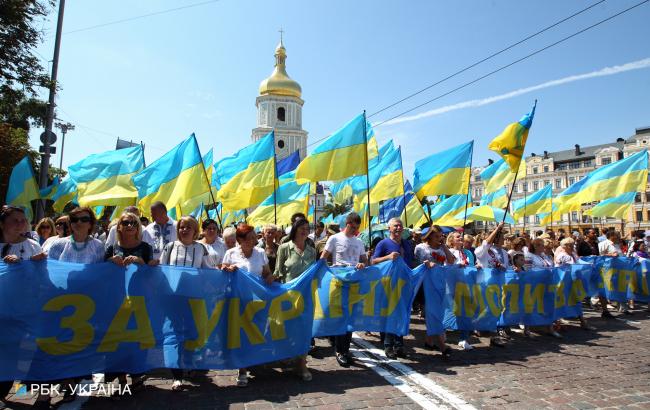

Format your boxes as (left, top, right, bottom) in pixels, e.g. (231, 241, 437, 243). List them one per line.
(251, 33, 308, 161)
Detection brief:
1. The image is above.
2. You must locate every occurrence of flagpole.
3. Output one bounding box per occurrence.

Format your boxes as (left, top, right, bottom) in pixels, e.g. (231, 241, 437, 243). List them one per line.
(398, 146, 408, 228)
(523, 184, 527, 232)
(501, 166, 520, 225)
(194, 137, 222, 228)
(462, 142, 474, 230)
(313, 182, 318, 226)
(636, 197, 644, 232)
(363, 111, 372, 242)
(272, 130, 278, 225)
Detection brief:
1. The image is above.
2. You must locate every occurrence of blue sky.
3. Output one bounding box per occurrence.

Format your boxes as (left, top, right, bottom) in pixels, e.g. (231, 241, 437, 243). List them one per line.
(31, 0, 650, 180)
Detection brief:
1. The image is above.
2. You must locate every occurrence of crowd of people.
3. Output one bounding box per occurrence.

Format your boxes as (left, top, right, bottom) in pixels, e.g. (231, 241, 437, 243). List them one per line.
(1, 202, 648, 407)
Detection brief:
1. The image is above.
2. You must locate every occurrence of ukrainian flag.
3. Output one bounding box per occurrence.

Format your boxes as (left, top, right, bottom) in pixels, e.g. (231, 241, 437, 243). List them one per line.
(109, 205, 128, 221)
(479, 186, 508, 209)
(132, 134, 210, 215)
(39, 176, 60, 200)
(429, 194, 470, 227)
(413, 141, 473, 200)
(216, 131, 276, 210)
(247, 181, 310, 228)
(51, 177, 78, 213)
(202, 149, 214, 182)
(551, 150, 648, 212)
(585, 192, 636, 220)
(69, 145, 145, 207)
(511, 184, 552, 219)
(6, 156, 40, 221)
(480, 158, 527, 194)
(211, 204, 247, 226)
(488, 101, 536, 171)
(296, 113, 369, 183)
(354, 145, 404, 211)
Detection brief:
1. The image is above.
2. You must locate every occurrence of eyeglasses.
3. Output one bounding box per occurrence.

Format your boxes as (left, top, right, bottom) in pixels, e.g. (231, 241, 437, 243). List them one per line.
(70, 216, 92, 224)
(55, 222, 68, 227)
(120, 220, 138, 227)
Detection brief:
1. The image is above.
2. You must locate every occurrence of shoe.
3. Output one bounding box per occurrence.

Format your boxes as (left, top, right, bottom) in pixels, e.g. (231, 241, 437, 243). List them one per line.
(441, 347, 452, 359)
(335, 353, 350, 368)
(490, 337, 506, 348)
(395, 348, 407, 358)
(236, 374, 248, 387)
(497, 329, 512, 340)
(384, 347, 397, 359)
(622, 309, 632, 315)
(549, 330, 563, 338)
(601, 310, 614, 319)
(458, 340, 474, 350)
(423, 342, 438, 351)
(523, 328, 532, 338)
(580, 323, 596, 331)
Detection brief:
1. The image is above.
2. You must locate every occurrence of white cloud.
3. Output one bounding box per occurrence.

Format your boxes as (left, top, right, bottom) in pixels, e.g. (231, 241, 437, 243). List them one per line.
(379, 57, 650, 127)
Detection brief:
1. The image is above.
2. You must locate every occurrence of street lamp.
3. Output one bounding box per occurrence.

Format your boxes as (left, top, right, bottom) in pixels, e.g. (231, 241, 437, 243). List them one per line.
(55, 121, 75, 170)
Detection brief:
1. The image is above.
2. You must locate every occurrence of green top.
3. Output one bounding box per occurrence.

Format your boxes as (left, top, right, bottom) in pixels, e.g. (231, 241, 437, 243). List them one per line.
(274, 240, 317, 282)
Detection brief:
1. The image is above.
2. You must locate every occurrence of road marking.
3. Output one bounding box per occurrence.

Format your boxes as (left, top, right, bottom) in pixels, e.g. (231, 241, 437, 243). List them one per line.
(350, 333, 475, 410)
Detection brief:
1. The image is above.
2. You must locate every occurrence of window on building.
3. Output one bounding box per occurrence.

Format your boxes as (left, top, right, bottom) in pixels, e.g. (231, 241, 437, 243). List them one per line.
(533, 181, 539, 191)
(584, 159, 593, 167)
(544, 180, 550, 187)
(277, 107, 286, 121)
(555, 178, 562, 189)
(532, 167, 538, 174)
(524, 216, 529, 224)
(647, 210, 650, 221)
(569, 162, 580, 169)
(513, 185, 518, 193)
(522, 182, 528, 192)
(635, 193, 642, 203)
(277, 139, 285, 149)
(637, 210, 643, 221)
(571, 211, 578, 221)
(534, 215, 540, 224)
(601, 157, 612, 165)
(543, 165, 549, 173)
(569, 177, 575, 185)
(556, 163, 567, 170)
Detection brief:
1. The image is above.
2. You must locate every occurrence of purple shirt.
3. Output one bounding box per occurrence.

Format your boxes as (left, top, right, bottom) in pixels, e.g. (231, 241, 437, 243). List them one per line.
(373, 237, 415, 268)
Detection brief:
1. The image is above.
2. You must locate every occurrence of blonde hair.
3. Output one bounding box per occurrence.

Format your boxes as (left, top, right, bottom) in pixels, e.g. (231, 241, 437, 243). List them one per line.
(560, 237, 575, 247)
(36, 217, 55, 235)
(223, 226, 236, 240)
(116, 212, 142, 243)
(446, 231, 461, 247)
(463, 234, 474, 244)
(176, 216, 200, 240)
(263, 224, 278, 233)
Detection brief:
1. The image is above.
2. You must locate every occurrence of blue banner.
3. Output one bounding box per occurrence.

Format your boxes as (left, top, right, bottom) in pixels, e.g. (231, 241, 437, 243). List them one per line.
(581, 256, 650, 303)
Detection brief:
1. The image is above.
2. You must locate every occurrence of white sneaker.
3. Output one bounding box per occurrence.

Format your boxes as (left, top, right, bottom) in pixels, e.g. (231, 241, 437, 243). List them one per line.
(458, 340, 474, 350)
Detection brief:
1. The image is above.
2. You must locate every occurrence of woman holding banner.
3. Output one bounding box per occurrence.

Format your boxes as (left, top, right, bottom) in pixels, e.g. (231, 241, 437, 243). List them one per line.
(446, 231, 478, 351)
(199, 218, 226, 267)
(222, 224, 273, 387)
(274, 218, 316, 381)
(554, 237, 595, 331)
(35, 217, 55, 246)
(105, 213, 155, 267)
(48, 207, 105, 263)
(416, 225, 454, 357)
(1, 206, 47, 263)
(41, 215, 70, 253)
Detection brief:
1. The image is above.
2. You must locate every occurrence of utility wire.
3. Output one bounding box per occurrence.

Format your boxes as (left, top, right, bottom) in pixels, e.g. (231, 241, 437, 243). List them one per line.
(372, 0, 648, 128)
(63, 0, 222, 35)
(367, 0, 607, 118)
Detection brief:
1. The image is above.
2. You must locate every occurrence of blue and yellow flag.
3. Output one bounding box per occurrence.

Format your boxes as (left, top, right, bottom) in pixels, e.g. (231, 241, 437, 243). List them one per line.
(51, 178, 78, 213)
(429, 194, 470, 227)
(132, 134, 210, 215)
(216, 131, 276, 210)
(277, 150, 301, 177)
(511, 184, 552, 219)
(247, 181, 310, 228)
(202, 148, 214, 183)
(479, 186, 508, 209)
(296, 113, 369, 183)
(413, 141, 473, 200)
(6, 156, 40, 221)
(69, 145, 145, 207)
(553, 150, 647, 213)
(585, 192, 636, 220)
(480, 158, 527, 194)
(39, 176, 60, 200)
(354, 144, 404, 212)
(488, 102, 536, 171)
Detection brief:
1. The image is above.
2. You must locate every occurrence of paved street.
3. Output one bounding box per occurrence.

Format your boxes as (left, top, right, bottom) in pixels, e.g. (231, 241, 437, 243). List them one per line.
(5, 305, 650, 409)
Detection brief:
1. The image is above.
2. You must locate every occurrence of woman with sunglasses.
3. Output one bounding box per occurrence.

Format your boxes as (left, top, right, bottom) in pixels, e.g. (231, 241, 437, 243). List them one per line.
(41, 215, 70, 253)
(35, 217, 56, 246)
(48, 207, 104, 263)
(105, 213, 155, 267)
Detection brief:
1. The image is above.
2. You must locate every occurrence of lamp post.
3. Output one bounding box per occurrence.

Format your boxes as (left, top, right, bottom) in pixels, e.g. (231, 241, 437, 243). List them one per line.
(55, 121, 75, 170)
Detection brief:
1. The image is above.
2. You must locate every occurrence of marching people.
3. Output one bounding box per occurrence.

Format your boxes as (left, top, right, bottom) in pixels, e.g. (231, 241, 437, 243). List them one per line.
(320, 212, 368, 367)
(222, 224, 274, 387)
(415, 225, 454, 356)
(274, 218, 317, 381)
(142, 201, 177, 261)
(159, 216, 218, 391)
(1, 206, 47, 264)
(105, 205, 141, 248)
(577, 228, 613, 318)
(309, 221, 325, 243)
(554, 237, 595, 331)
(41, 215, 70, 253)
(371, 217, 415, 360)
(258, 224, 279, 271)
(222, 226, 237, 250)
(446, 231, 478, 350)
(48, 207, 105, 264)
(34, 217, 55, 246)
(199, 218, 226, 267)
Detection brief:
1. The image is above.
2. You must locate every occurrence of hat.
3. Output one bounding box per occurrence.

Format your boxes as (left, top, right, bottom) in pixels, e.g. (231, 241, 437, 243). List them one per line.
(421, 227, 432, 240)
(326, 224, 340, 235)
(413, 228, 422, 235)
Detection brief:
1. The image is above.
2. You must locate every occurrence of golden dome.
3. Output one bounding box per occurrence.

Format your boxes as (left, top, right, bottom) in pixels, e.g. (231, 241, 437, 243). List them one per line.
(259, 39, 302, 98)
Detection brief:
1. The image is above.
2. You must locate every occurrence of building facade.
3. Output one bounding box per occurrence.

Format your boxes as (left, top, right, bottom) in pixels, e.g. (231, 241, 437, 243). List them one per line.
(469, 126, 650, 235)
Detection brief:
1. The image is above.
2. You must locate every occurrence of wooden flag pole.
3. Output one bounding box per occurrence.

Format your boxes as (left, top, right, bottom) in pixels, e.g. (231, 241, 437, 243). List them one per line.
(501, 166, 520, 225)
(193, 137, 223, 229)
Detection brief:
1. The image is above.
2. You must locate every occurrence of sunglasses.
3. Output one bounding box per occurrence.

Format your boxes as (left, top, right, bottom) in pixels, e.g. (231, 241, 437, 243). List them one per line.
(55, 222, 68, 227)
(120, 220, 138, 227)
(70, 216, 92, 224)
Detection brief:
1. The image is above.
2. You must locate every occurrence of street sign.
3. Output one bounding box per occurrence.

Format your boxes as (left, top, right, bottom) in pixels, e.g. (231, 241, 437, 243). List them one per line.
(39, 145, 56, 154)
(40, 130, 57, 145)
